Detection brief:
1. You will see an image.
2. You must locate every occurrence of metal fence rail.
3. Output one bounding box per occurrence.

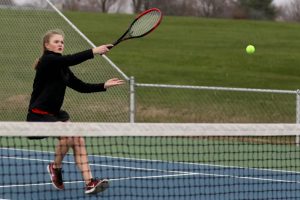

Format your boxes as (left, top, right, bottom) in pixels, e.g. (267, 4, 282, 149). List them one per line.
(130, 77, 300, 123)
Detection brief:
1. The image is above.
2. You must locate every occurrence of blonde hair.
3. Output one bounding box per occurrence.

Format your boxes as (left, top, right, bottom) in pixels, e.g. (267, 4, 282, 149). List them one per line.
(33, 29, 65, 69)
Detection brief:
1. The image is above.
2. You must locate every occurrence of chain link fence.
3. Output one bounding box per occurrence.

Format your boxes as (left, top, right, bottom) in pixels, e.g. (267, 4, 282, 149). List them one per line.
(130, 78, 298, 123)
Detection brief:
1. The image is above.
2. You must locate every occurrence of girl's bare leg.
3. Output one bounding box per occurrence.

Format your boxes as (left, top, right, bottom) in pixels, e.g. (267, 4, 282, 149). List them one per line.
(53, 137, 71, 168)
(72, 136, 93, 184)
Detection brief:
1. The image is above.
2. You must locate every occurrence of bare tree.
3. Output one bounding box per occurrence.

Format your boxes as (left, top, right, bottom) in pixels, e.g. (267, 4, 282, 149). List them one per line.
(234, 0, 277, 20)
(114, 0, 129, 13)
(61, 0, 120, 13)
(91, 0, 119, 13)
(63, 0, 80, 11)
(10, 0, 48, 8)
(131, 0, 153, 13)
(131, 0, 234, 18)
(130, 0, 181, 15)
(131, 0, 142, 13)
(0, 0, 14, 5)
(193, 0, 234, 18)
(30, 0, 48, 8)
(280, 0, 300, 22)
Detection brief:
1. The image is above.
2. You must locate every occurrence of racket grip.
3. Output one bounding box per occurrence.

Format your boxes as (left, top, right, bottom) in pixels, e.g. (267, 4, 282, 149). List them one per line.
(108, 41, 120, 49)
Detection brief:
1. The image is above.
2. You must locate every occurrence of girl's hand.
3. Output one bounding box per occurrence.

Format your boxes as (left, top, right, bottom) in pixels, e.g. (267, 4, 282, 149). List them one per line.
(92, 44, 114, 55)
(104, 78, 125, 89)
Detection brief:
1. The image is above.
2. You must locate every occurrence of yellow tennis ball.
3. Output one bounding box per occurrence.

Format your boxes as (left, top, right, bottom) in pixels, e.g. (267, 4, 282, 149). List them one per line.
(246, 45, 255, 54)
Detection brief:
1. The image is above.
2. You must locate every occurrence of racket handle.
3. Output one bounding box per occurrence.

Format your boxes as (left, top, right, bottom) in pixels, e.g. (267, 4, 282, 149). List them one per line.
(108, 40, 120, 49)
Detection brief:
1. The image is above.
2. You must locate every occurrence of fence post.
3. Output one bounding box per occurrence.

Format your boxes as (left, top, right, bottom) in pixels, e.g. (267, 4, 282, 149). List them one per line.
(129, 76, 135, 123)
(296, 90, 300, 146)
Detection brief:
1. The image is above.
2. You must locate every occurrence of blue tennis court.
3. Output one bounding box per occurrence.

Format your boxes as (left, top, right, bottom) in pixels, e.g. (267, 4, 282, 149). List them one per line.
(1, 147, 300, 200)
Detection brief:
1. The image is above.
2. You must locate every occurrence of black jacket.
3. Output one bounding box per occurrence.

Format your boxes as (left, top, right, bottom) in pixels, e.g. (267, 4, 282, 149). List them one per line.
(28, 49, 106, 114)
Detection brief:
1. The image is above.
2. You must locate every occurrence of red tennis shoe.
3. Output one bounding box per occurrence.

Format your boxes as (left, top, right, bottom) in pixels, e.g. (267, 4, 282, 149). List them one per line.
(85, 178, 109, 194)
(47, 163, 64, 190)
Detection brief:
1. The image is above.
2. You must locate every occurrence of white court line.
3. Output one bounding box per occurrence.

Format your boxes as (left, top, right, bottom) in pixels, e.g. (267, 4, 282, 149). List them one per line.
(2, 169, 300, 189)
(2, 147, 300, 175)
(0, 156, 190, 174)
(0, 155, 195, 188)
(0, 173, 192, 188)
(112, 172, 300, 184)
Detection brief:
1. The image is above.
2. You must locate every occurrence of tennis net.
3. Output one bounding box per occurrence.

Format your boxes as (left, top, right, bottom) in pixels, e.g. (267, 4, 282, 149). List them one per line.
(1, 122, 300, 200)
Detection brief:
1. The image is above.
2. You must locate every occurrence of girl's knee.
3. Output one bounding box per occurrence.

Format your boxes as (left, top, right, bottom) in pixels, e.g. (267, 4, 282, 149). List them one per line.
(59, 137, 76, 147)
(73, 137, 85, 146)
(59, 137, 70, 145)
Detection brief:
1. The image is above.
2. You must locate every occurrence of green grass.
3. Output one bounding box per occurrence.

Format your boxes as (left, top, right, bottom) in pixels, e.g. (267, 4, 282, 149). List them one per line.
(65, 12, 300, 90)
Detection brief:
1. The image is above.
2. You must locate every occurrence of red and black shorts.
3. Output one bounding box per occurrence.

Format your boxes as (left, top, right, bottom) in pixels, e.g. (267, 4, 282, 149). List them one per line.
(26, 108, 70, 139)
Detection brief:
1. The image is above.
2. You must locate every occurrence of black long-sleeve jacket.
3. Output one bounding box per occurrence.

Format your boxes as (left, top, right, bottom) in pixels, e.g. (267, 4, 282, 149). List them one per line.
(28, 49, 106, 114)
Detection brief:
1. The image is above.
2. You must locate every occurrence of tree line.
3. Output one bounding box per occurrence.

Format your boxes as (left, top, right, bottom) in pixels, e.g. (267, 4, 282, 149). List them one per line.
(59, 0, 300, 22)
(1, 0, 300, 22)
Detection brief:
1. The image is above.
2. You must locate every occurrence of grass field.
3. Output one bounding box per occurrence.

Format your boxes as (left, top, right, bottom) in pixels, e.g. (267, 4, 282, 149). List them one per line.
(65, 11, 300, 90)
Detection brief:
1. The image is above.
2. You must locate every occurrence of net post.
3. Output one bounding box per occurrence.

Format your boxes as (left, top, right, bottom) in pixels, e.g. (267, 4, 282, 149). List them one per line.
(129, 76, 135, 123)
(296, 89, 300, 146)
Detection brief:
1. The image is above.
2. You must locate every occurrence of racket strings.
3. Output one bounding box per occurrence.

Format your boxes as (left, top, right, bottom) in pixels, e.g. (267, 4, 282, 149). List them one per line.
(129, 11, 161, 37)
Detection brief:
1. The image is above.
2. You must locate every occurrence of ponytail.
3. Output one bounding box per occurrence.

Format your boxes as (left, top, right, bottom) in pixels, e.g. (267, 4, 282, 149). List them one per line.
(32, 58, 40, 70)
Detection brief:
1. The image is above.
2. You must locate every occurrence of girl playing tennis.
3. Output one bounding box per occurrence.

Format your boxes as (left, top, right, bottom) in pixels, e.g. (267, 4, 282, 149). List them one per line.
(26, 29, 124, 194)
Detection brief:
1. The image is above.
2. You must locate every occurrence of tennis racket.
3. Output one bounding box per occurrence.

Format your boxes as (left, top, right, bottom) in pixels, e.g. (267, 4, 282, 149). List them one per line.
(109, 8, 162, 48)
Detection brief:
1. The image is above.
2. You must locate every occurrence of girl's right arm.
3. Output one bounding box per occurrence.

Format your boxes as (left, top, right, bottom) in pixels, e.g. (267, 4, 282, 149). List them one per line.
(42, 44, 113, 68)
(92, 44, 113, 55)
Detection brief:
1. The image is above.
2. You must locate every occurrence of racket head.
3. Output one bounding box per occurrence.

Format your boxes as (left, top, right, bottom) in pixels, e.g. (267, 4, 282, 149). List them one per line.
(113, 8, 163, 46)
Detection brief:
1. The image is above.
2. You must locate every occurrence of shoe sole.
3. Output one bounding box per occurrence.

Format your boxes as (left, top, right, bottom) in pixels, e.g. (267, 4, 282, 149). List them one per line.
(47, 164, 64, 190)
(86, 180, 109, 195)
